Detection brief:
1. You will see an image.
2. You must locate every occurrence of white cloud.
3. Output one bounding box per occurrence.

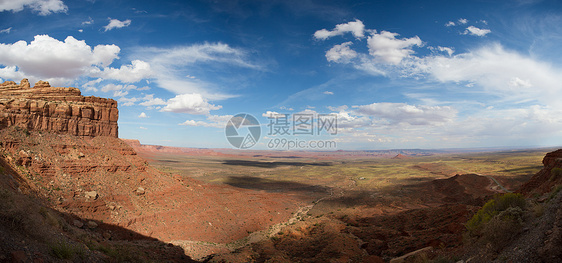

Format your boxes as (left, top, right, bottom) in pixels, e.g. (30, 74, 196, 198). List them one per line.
(280, 106, 294, 111)
(323, 91, 334, 95)
(93, 60, 153, 83)
(334, 110, 372, 129)
(326, 41, 357, 63)
(463, 26, 491, 36)
(179, 114, 232, 128)
(353, 102, 457, 125)
(82, 17, 93, 25)
(423, 44, 562, 105)
(509, 77, 532, 88)
(312, 20, 562, 148)
(314, 19, 365, 40)
(437, 46, 454, 56)
(458, 18, 468, 24)
(0, 35, 120, 85)
(0, 0, 67, 15)
(161, 93, 221, 115)
(138, 112, 148, 118)
(135, 43, 261, 100)
(103, 18, 131, 32)
(262, 111, 284, 118)
(0, 27, 11, 34)
(367, 31, 423, 65)
(118, 97, 138, 106)
(112, 90, 128, 97)
(445, 21, 455, 27)
(139, 94, 167, 107)
(139, 126, 147, 130)
(101, 83, 136, 93)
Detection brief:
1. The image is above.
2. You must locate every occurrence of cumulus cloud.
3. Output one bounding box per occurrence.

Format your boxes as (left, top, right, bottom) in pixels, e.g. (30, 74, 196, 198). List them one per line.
(0, 0, 67, 15)
(312, 20, 562, 148)
(103, 18, 131, 32)
(458, 18, 468, 24)
(93, 60, 152, 83)
(323, 91, 334, 95)
(139, 94, 167, 107)
(0, 35, 155, 87)
(138, 112, 148, 118)
(326, 41, 357, 63)
(445, 21, 455, 27)
(118, 97, 138, 106)
(353, 102, 457, 125)
(463, 26, 491, 36)
(367, 31, 423, 65)
(262, 111, 285, 118)
(314, 19, 365, 40)
(161, 93, 221, 115)
(179, 114, 232, 128)
(0, 35, 120, 85)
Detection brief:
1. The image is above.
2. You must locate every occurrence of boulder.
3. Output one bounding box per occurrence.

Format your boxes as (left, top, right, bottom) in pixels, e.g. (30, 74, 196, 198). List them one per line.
(85, 191, 98, 200)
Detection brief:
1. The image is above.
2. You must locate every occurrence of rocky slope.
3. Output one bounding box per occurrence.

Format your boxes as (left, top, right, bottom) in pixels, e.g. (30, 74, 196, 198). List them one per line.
(519, 149, 562, 195)
(0, 79, 118, 137)
(0, 82, 305, 261)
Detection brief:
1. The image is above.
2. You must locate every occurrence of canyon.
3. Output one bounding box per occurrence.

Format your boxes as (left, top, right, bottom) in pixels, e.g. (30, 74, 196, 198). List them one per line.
(0, 80, 560, 262)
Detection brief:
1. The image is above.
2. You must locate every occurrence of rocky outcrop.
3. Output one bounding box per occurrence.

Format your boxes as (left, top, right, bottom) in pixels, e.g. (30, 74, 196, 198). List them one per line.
(519, 149, 562, 195)
(0, 79, 118, 137)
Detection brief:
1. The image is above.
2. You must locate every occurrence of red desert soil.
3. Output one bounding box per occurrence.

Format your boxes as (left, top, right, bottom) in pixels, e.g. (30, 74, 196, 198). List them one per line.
(0, 128, 309, 259)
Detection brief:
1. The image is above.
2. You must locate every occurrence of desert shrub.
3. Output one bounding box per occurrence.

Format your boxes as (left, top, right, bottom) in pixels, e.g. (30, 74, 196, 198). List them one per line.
(465, 193, 526, 236)
(50, 240, 80, 260)
(465, 193, 527, 253)
(480, 206, 525, 251)
(548, 184, 562, 202)
(531, 202, 545, 217)
(550, 168, 562, 181)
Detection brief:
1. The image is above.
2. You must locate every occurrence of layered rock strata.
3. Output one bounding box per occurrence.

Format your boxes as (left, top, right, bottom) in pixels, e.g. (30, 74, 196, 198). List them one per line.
(0, 79, 118, 137)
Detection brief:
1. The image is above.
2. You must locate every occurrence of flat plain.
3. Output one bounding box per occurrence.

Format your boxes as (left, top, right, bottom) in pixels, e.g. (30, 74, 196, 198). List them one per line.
(134, 147, 553, 260)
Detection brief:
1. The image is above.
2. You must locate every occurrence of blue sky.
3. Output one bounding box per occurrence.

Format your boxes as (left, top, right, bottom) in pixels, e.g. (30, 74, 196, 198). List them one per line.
(0, 0, 561, 150)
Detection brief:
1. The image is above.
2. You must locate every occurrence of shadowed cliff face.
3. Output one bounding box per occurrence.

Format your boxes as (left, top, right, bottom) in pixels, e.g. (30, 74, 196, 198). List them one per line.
(0, 79, 118, 137)
(519, 149, 562, 195)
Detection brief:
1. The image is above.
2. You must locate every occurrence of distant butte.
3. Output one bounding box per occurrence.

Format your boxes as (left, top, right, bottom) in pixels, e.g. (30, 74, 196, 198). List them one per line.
(392, 153, 412, 159)
(0, 79, 118, 137)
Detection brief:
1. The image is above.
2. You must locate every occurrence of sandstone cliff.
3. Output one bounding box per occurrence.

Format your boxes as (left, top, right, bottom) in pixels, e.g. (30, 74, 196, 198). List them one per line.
(0, 79, 118, 137)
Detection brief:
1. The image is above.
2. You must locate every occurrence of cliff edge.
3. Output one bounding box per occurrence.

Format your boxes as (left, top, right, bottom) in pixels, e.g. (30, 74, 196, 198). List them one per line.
(0, 79, 118, 137)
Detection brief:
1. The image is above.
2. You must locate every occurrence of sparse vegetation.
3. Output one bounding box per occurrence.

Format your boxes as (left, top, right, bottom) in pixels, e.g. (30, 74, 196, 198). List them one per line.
(550, 167, 562, 181)
(466, 193, 526, 235)
(465, 193, 527, 251)
(50, 240, 81, 260)
(547, 184, 562, 202)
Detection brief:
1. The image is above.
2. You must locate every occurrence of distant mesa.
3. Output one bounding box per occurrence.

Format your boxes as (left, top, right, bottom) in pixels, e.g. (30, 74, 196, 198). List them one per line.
(0, 78, 118, 137)
(392, 153, 412, 159)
